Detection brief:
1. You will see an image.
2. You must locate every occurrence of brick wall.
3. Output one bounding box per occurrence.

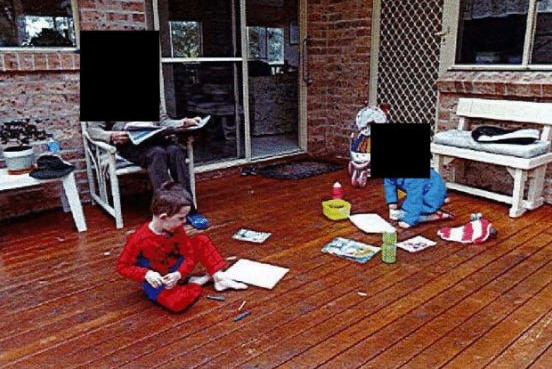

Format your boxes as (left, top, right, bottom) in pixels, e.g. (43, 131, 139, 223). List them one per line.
(0, 0, 148, 221)
(436, 71, 552, 204)
(306, 0, 373, 156)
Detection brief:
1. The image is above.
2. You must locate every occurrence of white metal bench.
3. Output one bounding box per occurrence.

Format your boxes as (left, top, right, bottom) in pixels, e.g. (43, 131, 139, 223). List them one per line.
(431, 98, 552, 217)
(81, 122, 197, 229)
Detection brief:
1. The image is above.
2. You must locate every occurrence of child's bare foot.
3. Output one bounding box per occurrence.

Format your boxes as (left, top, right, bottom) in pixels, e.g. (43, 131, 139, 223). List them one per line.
(427, 210, 453, 221)
(214, 278, 248, 291)
(398, 221, 411, 229)
(213, 271, 248, 291)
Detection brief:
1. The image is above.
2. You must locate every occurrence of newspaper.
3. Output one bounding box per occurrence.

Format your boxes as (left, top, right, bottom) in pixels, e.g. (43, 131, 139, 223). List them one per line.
(125, 115, 211, 145)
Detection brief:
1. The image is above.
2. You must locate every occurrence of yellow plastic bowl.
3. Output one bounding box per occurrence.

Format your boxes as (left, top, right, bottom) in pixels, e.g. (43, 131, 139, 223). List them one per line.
(322, 199, 351, 221)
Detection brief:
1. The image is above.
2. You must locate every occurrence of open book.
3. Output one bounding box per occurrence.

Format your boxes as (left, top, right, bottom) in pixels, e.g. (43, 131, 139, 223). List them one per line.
(232, 228, 272, 244)
(321, 237, 380, 263)
(125, 116, 211, 145)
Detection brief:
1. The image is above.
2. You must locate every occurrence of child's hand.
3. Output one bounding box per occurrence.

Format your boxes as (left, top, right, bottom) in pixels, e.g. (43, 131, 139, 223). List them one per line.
(162, 271, 182, 289)
(145, 270, 164, 288)
(398, 221, 411, 229)
(111, 131, 130, 145)
(181, 117, 201, 128)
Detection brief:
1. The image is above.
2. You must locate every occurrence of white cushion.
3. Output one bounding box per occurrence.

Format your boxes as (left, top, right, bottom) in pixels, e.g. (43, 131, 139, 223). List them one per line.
(433, 130, 550, 159)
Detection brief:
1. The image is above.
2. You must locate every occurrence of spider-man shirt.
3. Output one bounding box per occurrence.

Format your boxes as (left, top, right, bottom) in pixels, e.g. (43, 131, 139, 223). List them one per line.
(116, 223, 196, 300)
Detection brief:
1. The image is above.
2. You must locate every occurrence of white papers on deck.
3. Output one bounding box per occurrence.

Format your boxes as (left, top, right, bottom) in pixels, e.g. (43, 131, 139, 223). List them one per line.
(224, 259, 289, 289)
(349, 213, 396, 233)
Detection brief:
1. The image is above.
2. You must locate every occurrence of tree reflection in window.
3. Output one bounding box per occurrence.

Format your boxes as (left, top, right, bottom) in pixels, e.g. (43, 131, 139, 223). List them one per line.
(169, 21, 201, 57)
(247, 26, 284, 63)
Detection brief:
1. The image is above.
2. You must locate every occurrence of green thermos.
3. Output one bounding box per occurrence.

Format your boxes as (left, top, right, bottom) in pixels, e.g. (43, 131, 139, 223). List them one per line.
(381, 232, 397, 263)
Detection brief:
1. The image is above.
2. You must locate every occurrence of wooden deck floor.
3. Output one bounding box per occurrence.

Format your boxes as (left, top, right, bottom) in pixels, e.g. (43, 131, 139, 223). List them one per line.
(1, 166, 552, 369)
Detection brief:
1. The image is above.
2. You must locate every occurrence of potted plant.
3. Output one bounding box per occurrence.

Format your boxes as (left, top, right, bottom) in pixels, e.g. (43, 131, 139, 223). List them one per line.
(0, 120, 47, 174)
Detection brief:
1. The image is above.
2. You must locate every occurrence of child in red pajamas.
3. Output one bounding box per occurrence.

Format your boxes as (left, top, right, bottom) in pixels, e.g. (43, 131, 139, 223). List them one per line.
(116, 182, 246, 313)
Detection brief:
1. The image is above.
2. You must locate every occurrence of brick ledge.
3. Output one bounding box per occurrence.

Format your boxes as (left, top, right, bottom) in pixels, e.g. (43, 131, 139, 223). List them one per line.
(436, 70, 552, 98)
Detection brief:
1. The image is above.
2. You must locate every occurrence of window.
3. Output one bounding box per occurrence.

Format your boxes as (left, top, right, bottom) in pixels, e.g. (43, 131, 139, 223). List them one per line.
(0, 0, 77, 48)
(169, 20, 202, 58)
(456, 0, 552, 66)
(247, 26, 284, 63)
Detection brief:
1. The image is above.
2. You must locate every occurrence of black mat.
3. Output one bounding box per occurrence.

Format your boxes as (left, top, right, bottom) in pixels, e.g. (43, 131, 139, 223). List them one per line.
(257, 159, 344, 179)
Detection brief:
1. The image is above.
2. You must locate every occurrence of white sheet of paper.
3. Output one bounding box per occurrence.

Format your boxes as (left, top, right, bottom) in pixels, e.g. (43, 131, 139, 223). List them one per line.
(224, 259, 289, 289)
(349, 213, 396, 233)
(396, 235, 437, 253)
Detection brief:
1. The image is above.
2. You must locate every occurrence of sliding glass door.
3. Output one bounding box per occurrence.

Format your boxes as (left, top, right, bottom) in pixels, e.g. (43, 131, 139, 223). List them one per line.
(156, 0, 303, 166)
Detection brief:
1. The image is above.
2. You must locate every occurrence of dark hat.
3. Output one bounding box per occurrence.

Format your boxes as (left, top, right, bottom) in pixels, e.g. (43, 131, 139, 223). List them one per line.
(30, 154, 75, 179)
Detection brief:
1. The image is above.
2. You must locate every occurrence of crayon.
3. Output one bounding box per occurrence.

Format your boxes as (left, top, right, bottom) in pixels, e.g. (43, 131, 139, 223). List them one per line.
(233, 311, 251, 322)
(238, 300, 246, 311)
(206, 295, 225, 301)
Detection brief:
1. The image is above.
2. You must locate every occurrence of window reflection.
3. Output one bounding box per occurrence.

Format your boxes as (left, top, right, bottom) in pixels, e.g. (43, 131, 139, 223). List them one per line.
(169, 21, 202, 57)
(0, 0, 76, 47)
(456, 0, 552, 65)
(532, 3, 552, 64)
(456, 0, 529, 64)
(160, 0, 241, 58)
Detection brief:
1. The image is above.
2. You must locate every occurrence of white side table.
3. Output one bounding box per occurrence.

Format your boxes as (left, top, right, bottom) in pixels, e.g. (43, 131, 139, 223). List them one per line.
(0, 169, 87, 232)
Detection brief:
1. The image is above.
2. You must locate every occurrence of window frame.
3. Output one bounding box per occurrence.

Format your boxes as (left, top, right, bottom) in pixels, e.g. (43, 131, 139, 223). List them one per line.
(445, 0, 552, 71)
(0, 0, 80, 52)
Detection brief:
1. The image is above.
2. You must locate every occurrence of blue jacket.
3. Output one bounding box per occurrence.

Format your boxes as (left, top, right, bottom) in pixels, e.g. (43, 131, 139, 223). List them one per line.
(383, 168, 447, 226)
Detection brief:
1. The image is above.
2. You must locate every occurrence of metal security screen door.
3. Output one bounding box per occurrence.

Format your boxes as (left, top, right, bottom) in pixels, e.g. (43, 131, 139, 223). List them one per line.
(370, 0, 444, 124)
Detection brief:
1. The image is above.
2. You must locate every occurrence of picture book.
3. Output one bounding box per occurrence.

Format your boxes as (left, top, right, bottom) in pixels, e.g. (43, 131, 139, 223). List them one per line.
(396, 235, 436, 253)
(224, 259, 289, 289)
(321, 237, 380, 263)
(232, 228, 272, 244)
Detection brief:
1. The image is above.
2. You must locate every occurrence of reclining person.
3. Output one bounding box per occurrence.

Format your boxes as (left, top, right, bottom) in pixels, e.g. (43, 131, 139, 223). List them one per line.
(87, 110, 207, 227)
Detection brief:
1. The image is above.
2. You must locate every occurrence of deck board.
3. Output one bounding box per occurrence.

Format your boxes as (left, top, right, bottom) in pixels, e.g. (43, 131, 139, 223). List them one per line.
(1, 165, 551, 368)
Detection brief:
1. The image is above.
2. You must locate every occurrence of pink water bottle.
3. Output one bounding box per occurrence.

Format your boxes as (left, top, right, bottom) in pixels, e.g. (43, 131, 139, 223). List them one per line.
(332, 181, 343, 199)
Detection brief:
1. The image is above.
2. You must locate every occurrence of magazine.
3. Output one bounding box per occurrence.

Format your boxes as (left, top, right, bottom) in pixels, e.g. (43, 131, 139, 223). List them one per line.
(321, 237, 380, 263)
(125, 116, 211, 145)
(232, 228, 272, 244)
(396, 235, 436, 253)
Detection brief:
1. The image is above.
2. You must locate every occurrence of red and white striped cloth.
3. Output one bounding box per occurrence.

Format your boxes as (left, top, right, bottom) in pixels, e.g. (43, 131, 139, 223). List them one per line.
(437, 218, 496, 244)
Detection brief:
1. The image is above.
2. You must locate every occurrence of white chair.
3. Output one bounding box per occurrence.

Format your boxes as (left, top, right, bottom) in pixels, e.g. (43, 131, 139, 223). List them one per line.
(81, 122, 197, 229)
